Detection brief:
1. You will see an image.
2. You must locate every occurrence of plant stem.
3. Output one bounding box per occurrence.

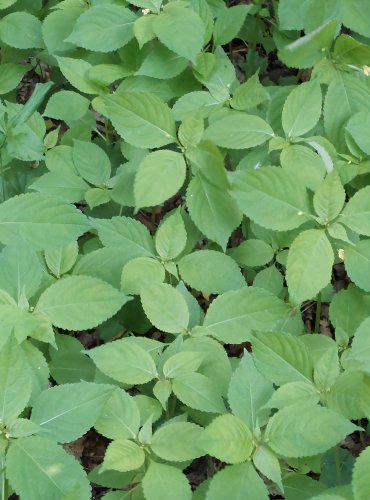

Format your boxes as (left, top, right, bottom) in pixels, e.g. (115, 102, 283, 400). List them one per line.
(314, 292, 322, 333)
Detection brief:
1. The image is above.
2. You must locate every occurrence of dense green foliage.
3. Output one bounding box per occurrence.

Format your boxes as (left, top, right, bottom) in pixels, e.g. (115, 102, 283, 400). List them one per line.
(1, 0, 370, 498)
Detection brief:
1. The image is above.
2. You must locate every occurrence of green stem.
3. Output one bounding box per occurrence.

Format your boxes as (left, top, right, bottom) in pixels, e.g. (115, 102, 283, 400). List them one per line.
(314, 292, 322, 333)
(1, 475, 8, 500)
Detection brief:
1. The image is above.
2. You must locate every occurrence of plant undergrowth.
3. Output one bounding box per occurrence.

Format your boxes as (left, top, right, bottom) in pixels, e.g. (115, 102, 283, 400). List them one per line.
(1, 0, 370, 499)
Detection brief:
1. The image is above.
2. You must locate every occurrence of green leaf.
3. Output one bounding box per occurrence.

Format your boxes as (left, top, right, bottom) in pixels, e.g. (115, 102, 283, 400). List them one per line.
(162, 351, 204, 379)
(56, 57, 103, 95)
(253, 446, 283, 494)
(178, 250, 245, 294)
(344, 240, 370, 292)
(278, 0, 310, 29)
(200, 414, 253, 464)
(345, 111, 370, 155)
(87, 338, 158, 385)
(265, 404, 358, 458)
(121, 257, 165, 295)
(324, 73, 370, 150)
(213, 4, 251, 46)
(0, 193, 89, 250)
(324, 371, 365, 419)
(230, 167, 309, 231)
(252, 332, 313, 385)
(102, 91, 176, 148)
(0, 12, 43, 49)
(267, 381, 319, 409)
(66, 5, 136, 52)
(153, 2, 204, 63)
(102, 440, 145, 472)
(344, 317, 370, 373)
(203, 112, 274, 149)
(31, 382, 114, 443)
(187, 173, 242, 251)
(340, 186, 370, 236)
(352, 446, 370, 500)
(44, 91, 90, 123)
(151, 422, 203, 461)
(72, 140, 111, 186)
(137, 43, 188, 79)
(329, 285, 370, 342)
(314, 172, 345, 223)
(280, 144, 326, 191)
(228, 352, 273, 430)
(134, 150, 186, 208)
(44, 241, 79, 278)
(0, 63, 29, 95)
(0, 337, 32, 423)
(228, 239, 274, 268)
(341, 0, 370, 37)
(95, 388, 140, 440)
(178, 112, 204, 148)
(6, 436, 91, 500)
(206, 462, 269, 500)
(141, 283, 189, 334)
(282, 81, 322, 138)
(286, 229, 334, 304)
(230, 72, 269, 111)
(172, 372, 225, 413)
(0, 237, 42, 302)
(42, 7, 84, 54)
(155, 210, 187, 260)
(30, 171, 89, 203)
(93, 216, 155, 256)
(203, 287, 290, 343)
(142, 461, 191, 500)
(35, 276, 129, 330)
(279, 20, 337, 69)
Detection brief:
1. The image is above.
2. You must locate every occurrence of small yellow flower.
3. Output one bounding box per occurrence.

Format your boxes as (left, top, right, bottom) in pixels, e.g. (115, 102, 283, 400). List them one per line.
(297, 210, 304, 216)
(142, 8, 150, 15)
(338, 248, 345, 260)
(363, 65, 370, 76)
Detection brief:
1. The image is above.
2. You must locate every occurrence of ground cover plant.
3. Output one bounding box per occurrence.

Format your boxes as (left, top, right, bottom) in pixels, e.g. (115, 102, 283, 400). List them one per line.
(1, 0, 370, 498)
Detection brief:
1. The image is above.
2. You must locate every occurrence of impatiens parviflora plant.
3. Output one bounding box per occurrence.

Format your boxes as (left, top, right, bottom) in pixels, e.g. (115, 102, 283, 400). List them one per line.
(1, 0, 370, 498)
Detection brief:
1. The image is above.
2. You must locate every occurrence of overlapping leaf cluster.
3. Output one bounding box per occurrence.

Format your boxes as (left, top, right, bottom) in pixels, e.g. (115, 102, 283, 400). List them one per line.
(1, 0, 370, 499)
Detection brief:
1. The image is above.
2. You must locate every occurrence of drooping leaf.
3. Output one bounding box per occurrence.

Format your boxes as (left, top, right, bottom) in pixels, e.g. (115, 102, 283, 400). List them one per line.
(31, 382, 114, 443)
(155, 210, 187, 261)
(35, 276, 129, 330)
(286, 229, 334, 304)
(6, 436, 91, 500)
(282, 81, 322, 138)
